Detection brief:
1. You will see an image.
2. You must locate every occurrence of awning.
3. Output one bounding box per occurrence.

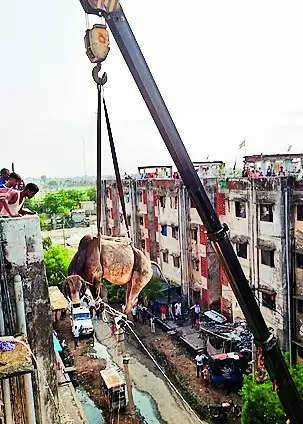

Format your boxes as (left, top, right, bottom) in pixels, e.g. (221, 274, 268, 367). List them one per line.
(230, 235, 249, 244)
(48, 286, 69, 311)
(53, 334, 62, 353)
(257, 239, 276, 251)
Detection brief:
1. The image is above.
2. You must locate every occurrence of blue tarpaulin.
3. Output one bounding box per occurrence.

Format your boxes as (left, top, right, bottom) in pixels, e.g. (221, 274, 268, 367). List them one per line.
(53, 334, 62, 353)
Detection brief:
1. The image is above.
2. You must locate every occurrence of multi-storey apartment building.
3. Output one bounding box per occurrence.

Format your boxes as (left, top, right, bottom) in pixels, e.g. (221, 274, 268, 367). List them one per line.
(100, 155, 303, 356)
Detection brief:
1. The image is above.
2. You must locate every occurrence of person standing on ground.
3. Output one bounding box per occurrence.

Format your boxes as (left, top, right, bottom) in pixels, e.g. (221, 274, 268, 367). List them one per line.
(73, 326, 79, 348)
(175, 301, 182, 321)
(160, 304, 166, 321)
(203, 364, 210, 392)
(168, 303, 174, 320)
(150, 317, 155, 333)
(132, 305, 137, 323)
(195, 352, 204, 378)
(190, 303, 201, 329)
(141, 305, 148, 325)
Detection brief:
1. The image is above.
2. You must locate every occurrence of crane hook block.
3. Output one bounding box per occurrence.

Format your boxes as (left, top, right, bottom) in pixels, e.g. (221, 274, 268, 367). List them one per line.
(80, 0, 120, 15)
(84, 24, 110, 63)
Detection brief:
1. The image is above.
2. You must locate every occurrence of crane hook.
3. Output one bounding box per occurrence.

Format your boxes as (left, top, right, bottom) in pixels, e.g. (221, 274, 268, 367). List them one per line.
(92, 63, 107, 86)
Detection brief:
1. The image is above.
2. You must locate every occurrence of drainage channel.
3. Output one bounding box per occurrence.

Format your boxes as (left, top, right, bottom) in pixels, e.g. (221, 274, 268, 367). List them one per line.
(93, 338, 163, 423)
(75, 386, 105, 424)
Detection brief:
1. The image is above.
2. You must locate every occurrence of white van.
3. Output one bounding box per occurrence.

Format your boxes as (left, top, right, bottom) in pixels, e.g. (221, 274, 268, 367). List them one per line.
(71, 305, 94, 336)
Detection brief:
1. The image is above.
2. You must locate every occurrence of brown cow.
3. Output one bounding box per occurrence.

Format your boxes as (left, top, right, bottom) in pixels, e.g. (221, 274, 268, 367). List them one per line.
(64, 274, 87, 305)
(66, 235, 153, 313)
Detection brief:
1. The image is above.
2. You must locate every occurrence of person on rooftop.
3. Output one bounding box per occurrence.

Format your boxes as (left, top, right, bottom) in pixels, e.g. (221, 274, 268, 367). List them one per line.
(0, 183, 39, 218)
(0, 172, 22, 189)
(0, 173, 22, 210)
(0, 169, 10, 187)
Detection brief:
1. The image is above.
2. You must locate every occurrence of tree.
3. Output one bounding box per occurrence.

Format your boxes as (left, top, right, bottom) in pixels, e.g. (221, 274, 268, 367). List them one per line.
(241, 361, 303, 424)
(43, 245, 74, 287)
(140, 276, 162, 302)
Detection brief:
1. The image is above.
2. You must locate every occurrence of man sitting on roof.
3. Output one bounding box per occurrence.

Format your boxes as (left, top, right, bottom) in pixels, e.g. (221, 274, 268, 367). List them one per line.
(0, 168, 10, 188)
(0, 183, 39, 217)
(0, 173, 22, 215)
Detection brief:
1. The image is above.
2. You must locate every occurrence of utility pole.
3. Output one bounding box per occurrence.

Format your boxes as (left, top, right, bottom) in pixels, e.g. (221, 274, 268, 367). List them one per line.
(116, 323, 135, 418)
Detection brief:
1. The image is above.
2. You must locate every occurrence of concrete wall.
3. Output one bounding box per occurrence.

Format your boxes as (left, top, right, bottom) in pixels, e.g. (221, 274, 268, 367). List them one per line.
(0, 216, 58, 424)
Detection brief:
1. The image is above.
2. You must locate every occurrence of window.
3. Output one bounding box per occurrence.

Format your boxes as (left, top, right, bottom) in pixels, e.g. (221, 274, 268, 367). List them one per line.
(172, 226, 179, 240)
(236, 242, 248, 259)
(261, 249, 275, 267)
(235, 201, 246, 218)
(174, 196, 178, 209)
(261, 292, 276, 311)
(297, 253, 303, 268)
(127, 215, 131, 227)
(139, 192, 143, 203)
(161, 225, 167, 236)
(297, 300, 303, 314)
(260, 204, 273, 222)
(160, 196, 166, 208)
(139, 216, 144, 226)
(298, 205, 303, 221)
(191, 228, 198, 242)
(170, 197, 173, 208)
(163, 251, 168, 263)
(173, 256, 180, 268)
(141, 239, 145, 250)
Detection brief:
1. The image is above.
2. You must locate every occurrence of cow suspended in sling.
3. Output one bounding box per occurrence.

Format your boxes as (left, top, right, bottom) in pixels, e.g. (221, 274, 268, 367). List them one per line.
(64, 235, 153, 314)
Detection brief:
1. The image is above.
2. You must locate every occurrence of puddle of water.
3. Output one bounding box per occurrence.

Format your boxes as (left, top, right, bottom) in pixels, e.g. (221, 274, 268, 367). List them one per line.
(76, 386, 105, 424)
(133, 388, 162, 424)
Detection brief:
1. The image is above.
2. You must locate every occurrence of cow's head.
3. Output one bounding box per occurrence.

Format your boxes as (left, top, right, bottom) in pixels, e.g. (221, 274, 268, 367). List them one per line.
(64, 275, 87, 305)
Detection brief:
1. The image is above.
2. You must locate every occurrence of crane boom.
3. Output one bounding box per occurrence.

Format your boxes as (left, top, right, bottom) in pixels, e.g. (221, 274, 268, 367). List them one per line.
(79, 1, 303, 422)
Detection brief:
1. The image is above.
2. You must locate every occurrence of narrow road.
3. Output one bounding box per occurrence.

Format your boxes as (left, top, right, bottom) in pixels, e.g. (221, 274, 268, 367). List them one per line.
(93, 319, 207, 424)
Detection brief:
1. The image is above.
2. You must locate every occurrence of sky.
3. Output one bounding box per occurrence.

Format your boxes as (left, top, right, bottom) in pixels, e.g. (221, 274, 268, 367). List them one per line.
(1, 0, 303, 178)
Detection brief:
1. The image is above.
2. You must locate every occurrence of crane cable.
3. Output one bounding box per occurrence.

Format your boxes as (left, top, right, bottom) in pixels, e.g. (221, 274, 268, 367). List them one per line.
(96, 82, 103, 237)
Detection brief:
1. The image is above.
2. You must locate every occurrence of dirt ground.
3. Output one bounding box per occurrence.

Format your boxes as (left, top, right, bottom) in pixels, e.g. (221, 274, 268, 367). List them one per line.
(130, 321, 242, 423)
(55, 317, 142, 424)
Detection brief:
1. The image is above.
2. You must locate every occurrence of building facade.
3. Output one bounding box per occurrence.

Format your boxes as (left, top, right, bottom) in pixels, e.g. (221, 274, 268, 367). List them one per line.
(101, 167, 303, 356)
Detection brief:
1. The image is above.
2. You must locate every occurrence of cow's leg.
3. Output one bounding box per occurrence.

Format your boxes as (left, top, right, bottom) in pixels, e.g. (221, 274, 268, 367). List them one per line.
(125, 248, 153, 314)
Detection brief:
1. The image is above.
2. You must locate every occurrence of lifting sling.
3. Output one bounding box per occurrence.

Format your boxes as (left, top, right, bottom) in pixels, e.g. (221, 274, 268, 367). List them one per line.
(102, 96, 131, 239)
(93, 62, 130, 239)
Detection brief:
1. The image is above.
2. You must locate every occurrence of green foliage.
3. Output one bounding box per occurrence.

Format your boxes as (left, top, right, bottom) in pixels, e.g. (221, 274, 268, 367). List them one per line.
(39, 213, 50, 230)
(43, 245, 74, 287)
(27, 187, 95, 217)
(42, 236, 52, 250)
(103, 279, 127, 304)
(140, 276, 162, 302)
(241, 361, 303, 424)
(86, 186, 96, 202)
(103, 276, 162, 305)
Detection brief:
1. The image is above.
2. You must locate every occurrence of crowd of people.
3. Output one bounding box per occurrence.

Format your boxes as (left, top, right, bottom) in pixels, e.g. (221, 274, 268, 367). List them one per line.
(242, 164, 286, 177)
(0, 167, 39, 218)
